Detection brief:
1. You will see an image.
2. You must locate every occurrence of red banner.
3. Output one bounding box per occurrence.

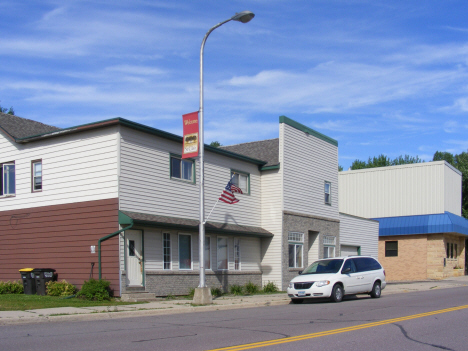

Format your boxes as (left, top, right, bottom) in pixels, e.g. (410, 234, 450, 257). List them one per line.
(182, 111, 199, 159)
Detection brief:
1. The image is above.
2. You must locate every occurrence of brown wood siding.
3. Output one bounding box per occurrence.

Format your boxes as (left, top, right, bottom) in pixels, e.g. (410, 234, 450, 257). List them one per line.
(0, 198, 120, 295)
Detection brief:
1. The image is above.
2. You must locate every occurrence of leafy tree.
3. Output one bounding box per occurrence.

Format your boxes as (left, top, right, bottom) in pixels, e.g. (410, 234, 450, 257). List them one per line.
(433, 151, 468, 218)
(338, 165, 343, 172)
(350, 154, 422, 170)
(209, 141, 221, 148)
(0, 102, 14, 115)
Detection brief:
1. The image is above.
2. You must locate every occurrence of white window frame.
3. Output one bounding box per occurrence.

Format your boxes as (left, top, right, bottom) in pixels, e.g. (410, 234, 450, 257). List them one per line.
(324, 181, 331, 205)
(288, 232, 304, 268)
(217, 236, 228, 271)
(234, 238, 241, 271)
(178, 233, 192, 270)
(163, 232, 171, 270)
(323, 235, 336, 258)
(205, 236, 211, 270)
(170, 155, 194, 183)
(32, 160, 42, 192)
(230, 170, 249, 194)
(1, 162, 15, 196)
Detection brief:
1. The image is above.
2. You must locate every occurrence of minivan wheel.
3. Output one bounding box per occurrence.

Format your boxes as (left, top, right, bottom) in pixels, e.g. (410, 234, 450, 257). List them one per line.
(291, 298, 304, 304)
(370, 282, 381, 298)
(330, 284, 343, 302)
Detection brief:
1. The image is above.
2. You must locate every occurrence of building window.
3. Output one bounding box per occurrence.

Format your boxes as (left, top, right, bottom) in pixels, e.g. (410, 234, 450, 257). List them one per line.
(324, 182, 331, 204)
(323, 236, 336, 258)
(1, 162, 15, 196)
(217, 237, 228, 270)
(288, 232, 304, 268)
(231, 171, 249, 194)
(32, 160, 42, 192)
(178, 234, 192, 270)
(205, 236, 211, 270)
(446, 242, 458, 259)
(163, 233, 171, 270)
(128, 240, 135, 257)
(170, 155, 194, 182)
(385, 241, 398, 257)
(234, 238, 241, 270)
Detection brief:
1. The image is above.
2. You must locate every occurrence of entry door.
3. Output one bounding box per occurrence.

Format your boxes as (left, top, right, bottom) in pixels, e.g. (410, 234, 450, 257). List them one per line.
(126, 230, 143, 286)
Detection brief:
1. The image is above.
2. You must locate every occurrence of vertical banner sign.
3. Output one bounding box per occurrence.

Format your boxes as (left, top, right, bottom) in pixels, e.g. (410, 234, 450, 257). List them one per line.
(182, 111, 199, 159)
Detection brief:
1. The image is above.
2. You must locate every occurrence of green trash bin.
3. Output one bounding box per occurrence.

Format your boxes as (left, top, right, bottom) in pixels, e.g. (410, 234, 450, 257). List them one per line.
(33, 269, 56, 296)
(19, 268, 36, 295)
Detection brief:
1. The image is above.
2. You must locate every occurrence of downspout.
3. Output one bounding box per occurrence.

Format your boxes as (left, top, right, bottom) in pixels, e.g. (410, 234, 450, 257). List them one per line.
(98, 211, 134, 280)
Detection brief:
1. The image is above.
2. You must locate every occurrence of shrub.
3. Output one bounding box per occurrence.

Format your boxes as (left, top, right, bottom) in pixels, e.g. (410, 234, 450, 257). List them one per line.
(211, 287, 223, 297)
(263, 281, 279, 293)
(0, 281, 24, 294)
(244, 281, 259, 294)
(187, 287, 195, 298)
(76, 279, 111, 301)
(46, 280, 77, 297)
(229, 284, 243, 295)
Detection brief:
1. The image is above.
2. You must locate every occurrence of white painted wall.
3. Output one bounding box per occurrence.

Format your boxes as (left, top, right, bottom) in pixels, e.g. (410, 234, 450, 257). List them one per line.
(339, 161, 461, 218)
(0, 127, 119, 212)
(118, 127, 262, 227)
(339, 213, 379, 258)
(281, 123, 339, 220)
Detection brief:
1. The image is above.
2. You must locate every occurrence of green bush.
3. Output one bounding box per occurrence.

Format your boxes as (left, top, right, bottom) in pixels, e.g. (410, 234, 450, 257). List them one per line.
(211, 287, 223, 297)
(262, 281, 279, 293)
(46, 280, 77, 297)
(0, 281, 24, 294)
(187, 287, 195, 298)
(229, 284, 243, 295)
(76, 279, 111, 301)
(244, 281, 259, 294)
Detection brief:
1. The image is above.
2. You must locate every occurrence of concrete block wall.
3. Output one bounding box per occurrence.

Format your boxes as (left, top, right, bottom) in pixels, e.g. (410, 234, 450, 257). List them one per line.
(122, 270, 263, 296)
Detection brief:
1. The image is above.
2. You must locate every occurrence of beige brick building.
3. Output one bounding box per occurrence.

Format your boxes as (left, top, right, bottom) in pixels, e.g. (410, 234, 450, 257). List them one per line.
(340, 162, 468, 281)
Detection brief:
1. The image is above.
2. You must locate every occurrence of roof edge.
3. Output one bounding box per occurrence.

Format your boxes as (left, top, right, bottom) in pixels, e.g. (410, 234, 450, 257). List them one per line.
(279, 115, 338, 147)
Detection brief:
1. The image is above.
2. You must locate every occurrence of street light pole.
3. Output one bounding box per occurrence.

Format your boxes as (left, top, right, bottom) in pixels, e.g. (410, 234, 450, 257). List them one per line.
(193, 11, 255, 305)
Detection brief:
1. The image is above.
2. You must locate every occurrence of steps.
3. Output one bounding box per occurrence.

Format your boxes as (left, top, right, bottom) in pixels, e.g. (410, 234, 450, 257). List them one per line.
(120, 288, 163, 302)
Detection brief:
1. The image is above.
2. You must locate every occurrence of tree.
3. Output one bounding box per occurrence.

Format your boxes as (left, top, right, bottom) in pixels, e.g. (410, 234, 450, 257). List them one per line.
(209, 141, 221, 148)
(433, 151, 468, 218)
(350, 154, 422, 170)
(0, 101, 14, 115)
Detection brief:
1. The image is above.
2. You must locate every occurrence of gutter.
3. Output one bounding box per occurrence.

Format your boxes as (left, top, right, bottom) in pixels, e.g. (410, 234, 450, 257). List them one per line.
(98, 211, 134, 280)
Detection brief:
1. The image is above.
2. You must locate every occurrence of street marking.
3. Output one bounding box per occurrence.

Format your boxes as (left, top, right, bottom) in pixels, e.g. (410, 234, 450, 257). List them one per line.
(208, 304, 468, 351)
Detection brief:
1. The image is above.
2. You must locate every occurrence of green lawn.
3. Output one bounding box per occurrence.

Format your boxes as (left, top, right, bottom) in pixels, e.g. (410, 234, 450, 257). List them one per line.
(0, 294, 143, 311)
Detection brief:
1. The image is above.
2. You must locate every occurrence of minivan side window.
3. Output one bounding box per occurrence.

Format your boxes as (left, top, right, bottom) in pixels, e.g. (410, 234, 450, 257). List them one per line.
(353, 257, 381, 272)
(341, 259, 357, 274)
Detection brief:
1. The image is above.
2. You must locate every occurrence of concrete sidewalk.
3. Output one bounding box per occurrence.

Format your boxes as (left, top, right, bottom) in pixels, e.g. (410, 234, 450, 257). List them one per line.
(1, 276, 467, 325)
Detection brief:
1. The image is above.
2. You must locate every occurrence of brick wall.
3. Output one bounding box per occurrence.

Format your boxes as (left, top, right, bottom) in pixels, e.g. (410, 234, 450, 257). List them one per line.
(378, 235, 428, 281)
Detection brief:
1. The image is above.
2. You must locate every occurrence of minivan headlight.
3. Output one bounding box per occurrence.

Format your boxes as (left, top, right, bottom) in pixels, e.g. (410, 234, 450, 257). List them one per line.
(315, 280, 330, 287)
(288, 282, 294, 289)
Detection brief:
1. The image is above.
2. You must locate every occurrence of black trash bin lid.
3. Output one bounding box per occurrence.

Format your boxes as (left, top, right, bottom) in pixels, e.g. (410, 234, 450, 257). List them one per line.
(33, 268, 56, 272)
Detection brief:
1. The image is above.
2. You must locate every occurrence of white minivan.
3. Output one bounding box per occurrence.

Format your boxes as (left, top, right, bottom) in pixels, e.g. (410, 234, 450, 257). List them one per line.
(287, 256, 386, 304)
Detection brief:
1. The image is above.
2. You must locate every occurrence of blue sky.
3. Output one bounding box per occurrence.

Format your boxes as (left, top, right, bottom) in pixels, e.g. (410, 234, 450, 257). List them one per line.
(1, 0, 467, 169)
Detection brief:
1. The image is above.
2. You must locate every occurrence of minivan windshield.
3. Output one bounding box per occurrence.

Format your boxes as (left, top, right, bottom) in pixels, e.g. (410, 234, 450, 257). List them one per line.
(302, 259, 344, 275)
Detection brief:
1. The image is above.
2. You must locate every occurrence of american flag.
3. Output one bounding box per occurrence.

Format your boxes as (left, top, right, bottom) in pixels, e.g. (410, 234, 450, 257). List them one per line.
(219, 180, 243, 204)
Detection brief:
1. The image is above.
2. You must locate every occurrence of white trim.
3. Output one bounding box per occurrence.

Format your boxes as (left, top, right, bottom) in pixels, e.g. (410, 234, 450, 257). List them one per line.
(178, 233, 193, 270)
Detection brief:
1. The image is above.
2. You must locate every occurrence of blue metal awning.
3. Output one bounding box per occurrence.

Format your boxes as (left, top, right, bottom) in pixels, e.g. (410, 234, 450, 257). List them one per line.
(373, 212, 468, 237)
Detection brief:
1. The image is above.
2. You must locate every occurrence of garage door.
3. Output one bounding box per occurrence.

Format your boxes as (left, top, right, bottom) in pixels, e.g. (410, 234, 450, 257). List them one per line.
(341, 245, 359, 256)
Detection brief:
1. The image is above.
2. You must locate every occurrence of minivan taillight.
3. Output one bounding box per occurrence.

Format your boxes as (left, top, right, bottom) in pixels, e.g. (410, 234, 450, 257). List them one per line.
(383, 269, 386, 277)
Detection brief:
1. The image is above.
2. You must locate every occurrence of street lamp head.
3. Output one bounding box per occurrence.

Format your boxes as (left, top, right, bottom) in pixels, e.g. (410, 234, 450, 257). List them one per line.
(231, 11, 255, 23)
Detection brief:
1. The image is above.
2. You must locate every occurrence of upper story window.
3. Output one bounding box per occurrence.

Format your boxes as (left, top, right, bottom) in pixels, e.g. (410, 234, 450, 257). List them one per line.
(1, 162, 15, 196)
(231, 171, 249, 194)
(324, 181, 331, 205)
(170, 155, 194, 183)
(32, 160, 42, 192)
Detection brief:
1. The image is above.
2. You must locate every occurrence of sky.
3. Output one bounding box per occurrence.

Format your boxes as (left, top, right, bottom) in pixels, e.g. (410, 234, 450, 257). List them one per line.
(1, 0, 468, 169)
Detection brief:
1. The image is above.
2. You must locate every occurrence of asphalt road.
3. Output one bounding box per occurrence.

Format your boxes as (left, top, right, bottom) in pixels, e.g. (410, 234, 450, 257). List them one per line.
(1, 287, 467, 351)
